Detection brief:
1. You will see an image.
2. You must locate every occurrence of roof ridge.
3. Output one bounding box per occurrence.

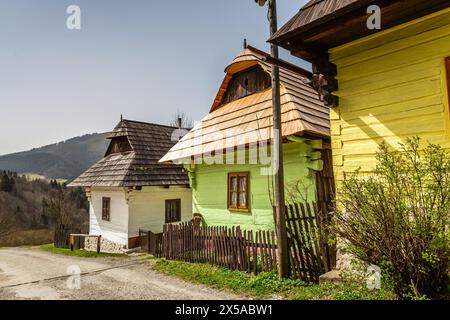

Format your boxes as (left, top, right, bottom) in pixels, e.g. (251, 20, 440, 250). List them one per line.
(121, 119, 179, 130)
(301, 0, 326, 11)
(245, 46, 312, 77)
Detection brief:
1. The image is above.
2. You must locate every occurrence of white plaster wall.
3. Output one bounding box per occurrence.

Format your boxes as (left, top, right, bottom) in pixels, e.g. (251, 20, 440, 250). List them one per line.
(128, 186, 192, 236)
(89, 188, 129, 247)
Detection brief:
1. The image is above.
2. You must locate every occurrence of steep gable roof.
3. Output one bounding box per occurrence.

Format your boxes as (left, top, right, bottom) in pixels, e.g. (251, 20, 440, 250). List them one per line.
(160, 47, 329, 163)
(69, 120, 189, 187)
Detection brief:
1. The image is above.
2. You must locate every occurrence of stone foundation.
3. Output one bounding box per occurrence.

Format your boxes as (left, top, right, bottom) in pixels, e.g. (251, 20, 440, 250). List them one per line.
(84, 237, 126, 254)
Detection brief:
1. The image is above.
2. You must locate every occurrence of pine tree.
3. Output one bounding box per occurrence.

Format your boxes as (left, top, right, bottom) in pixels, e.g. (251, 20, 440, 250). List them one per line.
(0, 172, 13, 193)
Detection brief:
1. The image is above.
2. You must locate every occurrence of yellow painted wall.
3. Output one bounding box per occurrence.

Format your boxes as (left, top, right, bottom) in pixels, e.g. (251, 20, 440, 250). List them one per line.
(329, 8, 450, 182)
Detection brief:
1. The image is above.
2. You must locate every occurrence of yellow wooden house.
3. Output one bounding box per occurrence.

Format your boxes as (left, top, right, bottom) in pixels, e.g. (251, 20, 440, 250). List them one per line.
(270, 0, 450, 182)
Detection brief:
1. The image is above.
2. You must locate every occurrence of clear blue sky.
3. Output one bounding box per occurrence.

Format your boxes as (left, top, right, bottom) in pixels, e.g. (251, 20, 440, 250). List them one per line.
(0, 0, 307, 155)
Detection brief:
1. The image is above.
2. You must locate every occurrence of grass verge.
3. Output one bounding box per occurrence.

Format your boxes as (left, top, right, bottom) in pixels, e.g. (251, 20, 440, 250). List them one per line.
(39, 244, 126, 258)
(151, 259, 397, 300)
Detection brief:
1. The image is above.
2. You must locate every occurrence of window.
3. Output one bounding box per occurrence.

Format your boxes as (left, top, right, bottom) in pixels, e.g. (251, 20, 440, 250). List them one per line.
(221, 66, 271, 105)
(105, 136, 132, 156)
(165, 199, 181, 223)
(228, 172, 249, 211)
(102, 197, 110, 221)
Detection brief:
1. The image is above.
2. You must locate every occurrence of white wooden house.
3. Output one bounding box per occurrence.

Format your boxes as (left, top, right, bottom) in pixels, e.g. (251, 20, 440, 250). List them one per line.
(69, 119, 192, 252)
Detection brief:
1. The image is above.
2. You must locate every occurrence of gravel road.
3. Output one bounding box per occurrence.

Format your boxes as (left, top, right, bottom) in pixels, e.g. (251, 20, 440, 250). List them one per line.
(0, 247, 241, 300)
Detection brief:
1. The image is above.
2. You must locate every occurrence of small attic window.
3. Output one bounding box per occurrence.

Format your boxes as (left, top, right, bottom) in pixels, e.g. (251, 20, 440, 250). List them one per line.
(221, 66, 271, 106)
(105, 136, 132, 156)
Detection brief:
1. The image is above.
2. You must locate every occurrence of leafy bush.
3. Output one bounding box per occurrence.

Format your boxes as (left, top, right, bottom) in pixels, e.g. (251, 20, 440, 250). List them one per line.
(333, 137, 449, 299)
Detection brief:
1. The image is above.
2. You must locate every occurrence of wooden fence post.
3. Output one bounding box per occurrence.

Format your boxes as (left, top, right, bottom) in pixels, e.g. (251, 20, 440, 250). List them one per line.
(97, 235, 101, 254)
(70, 234, 74, 251)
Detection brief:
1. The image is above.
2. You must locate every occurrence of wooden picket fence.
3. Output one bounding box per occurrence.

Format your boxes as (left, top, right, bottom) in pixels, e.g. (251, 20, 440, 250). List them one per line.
(159, 222, 278, 273)
(284, 203, 335, 283)
(146, 202, 335, 282)
(139, 229, 163, 256)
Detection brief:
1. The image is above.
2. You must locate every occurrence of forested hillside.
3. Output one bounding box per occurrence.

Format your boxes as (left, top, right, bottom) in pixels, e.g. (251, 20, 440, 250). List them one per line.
(0, 171, 88, 246)
(0, 133, 109, 180)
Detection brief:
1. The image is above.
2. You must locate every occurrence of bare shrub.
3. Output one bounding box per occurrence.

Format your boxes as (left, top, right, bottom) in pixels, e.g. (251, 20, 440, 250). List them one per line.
(333, 137, 449, 299)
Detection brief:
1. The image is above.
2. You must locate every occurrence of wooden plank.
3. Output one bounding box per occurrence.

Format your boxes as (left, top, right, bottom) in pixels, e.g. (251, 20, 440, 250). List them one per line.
(298, 203, 317, 282)
(236, 227, 243, 270)
(70, 234, 74, 252)
(208, 226, 213, 265)
(233, 226, 240, 270)
(230, 226, 235, 270)
(286, 205, 304, 279)
(225, 228, 231, 269)
(305, 203, 324, 278)
(237, 227, 245, 271)
(163, 227, 167, 258)
(212, 227, 217, 266)
(236, 227, 242, 270)
(267, 231, 274, 271)
(204, 226, 208, 264)
(185, 223, 189, 261)
(244, 230, 250, 272)
(294, 203, 314, 282)
(262, 230, 269, 271)
(313, 203, 330, 272)
(256, 231, 263, 272)
(217, 227, 223, 267)
(97, 235, 101, 254)
(202, 226, 206, 263)
(250, 231, 257, 274)
(166, 224, 169, 259)
(219, 227, 225, 267)
(189, 222, 193, 263)
(271, 230, 277, 270)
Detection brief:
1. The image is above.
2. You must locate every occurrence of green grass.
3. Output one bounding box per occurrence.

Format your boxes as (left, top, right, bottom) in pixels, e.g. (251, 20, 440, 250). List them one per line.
(151, 259, 397, 300)
(39, 244, 127, 258)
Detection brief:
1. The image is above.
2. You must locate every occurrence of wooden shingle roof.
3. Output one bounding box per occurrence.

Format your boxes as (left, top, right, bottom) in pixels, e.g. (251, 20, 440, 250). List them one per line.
(271, 0, 360, 42)
(270, 0, 450, 50)
(69, 120, 189, 188)
(160, 47, 329, 163)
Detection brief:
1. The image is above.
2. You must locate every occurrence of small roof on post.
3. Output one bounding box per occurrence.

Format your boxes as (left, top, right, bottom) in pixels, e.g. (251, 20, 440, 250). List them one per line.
(69, 119, 189, 188)
(159, 46, 330, 163)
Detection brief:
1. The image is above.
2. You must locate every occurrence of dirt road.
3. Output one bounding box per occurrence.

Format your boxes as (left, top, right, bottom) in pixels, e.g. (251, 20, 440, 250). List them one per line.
(0, 247, 241, 300)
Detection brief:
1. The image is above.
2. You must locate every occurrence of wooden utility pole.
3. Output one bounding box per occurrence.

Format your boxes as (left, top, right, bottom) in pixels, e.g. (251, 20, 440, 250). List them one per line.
(267, 0, 289, 278)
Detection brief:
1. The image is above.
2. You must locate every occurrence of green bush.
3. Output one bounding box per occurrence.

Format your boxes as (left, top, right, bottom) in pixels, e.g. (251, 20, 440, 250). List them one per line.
(333, 137, 449, 299)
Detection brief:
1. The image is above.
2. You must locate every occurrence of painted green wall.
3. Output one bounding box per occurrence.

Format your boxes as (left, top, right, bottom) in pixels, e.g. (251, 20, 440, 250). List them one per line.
(186, 139, 324, 231)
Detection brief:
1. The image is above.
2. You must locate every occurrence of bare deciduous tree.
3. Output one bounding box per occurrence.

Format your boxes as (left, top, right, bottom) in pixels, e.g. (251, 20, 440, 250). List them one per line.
(0, 214, 15, 239)
(170, 110, 193, 129)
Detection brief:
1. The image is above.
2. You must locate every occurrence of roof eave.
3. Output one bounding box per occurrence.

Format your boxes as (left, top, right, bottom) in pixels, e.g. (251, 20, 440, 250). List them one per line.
(269, 0, 374, 45)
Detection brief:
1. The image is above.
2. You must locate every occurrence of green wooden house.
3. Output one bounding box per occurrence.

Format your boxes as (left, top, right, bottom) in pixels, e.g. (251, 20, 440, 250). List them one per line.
(160, 46, 333, 231)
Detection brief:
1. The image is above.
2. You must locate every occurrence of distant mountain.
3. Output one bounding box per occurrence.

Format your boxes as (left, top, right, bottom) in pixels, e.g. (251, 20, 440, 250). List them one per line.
(0, 133, 110, 180)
